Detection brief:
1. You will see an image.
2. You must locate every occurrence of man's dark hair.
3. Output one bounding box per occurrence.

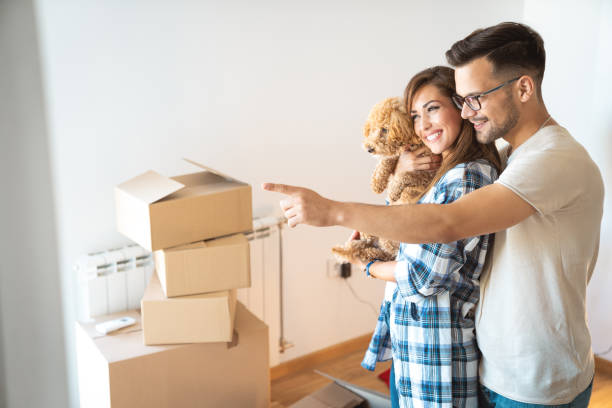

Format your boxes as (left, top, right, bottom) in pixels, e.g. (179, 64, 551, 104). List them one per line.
(446, 22, 546, 97)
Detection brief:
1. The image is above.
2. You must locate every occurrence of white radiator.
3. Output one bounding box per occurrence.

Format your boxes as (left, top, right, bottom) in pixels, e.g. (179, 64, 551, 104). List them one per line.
(75, 216, 289, 366)
(240, 216, 291, 367)
(75, 245, 154, 320)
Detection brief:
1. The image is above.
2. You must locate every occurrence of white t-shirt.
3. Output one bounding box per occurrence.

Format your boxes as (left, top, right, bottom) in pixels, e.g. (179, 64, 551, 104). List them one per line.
(476, 125, 603, 404)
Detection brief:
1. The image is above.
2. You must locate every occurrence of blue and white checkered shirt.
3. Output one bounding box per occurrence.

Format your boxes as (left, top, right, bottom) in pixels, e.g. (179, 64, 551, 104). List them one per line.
(361, 159, 499, 408)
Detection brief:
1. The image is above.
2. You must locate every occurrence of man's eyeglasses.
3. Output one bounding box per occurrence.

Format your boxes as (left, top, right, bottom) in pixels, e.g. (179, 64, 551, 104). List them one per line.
(452, 76, 521, 111)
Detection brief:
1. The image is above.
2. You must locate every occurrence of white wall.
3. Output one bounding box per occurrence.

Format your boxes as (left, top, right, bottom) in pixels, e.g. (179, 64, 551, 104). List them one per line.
(523, 0, 612, 362)
(33, 1, 523, 406)
(0, 0, 69, 407)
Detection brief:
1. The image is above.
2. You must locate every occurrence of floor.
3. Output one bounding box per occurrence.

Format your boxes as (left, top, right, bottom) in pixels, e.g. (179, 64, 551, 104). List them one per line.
(271, 350, 612, 407)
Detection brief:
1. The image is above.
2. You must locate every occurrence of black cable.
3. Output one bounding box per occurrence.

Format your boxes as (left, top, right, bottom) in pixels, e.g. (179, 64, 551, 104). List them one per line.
(343, 278, 379, 316)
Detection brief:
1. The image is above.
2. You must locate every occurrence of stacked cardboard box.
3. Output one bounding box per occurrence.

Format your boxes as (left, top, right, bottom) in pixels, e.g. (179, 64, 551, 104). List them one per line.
(114, 159, 253, 344)
(75, 159, 269, 406)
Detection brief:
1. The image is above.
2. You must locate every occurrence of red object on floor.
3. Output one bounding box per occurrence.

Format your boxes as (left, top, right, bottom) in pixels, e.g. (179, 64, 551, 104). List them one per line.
(378, 368, 391, 388)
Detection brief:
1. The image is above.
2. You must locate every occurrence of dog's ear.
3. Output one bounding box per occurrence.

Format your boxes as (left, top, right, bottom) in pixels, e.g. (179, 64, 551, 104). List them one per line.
(393, 97, 407, 114)
(387, 105, 413, 151)
(364, 98, 390, 138)
(363, 120, 371, 139)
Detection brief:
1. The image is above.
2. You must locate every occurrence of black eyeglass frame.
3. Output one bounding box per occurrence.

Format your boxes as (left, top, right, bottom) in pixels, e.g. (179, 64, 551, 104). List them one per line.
(452, 76, 521, 111)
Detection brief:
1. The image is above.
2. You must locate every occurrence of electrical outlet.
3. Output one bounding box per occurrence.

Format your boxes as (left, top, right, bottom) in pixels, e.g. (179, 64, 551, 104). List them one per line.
(340, 262, 351, 278)
(326, 259, 352, 279)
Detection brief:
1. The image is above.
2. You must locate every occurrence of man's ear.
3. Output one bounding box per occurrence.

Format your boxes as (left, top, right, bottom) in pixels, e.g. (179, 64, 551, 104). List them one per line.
(517, 75, 536, 103)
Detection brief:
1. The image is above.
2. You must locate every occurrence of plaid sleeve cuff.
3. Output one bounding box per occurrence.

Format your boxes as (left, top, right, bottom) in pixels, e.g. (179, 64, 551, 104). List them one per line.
(394, 260, 429, 303)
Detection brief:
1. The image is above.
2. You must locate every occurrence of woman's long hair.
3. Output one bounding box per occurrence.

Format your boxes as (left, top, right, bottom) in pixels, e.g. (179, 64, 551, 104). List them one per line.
(404, 66, 501, 201)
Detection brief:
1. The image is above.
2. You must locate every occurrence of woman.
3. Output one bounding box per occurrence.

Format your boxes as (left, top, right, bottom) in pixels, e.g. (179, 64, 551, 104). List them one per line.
(358, 66, 501, 407)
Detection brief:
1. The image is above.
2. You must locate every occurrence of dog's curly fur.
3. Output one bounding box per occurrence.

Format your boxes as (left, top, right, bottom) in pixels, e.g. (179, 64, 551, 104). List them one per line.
(332, 97, 436, 264)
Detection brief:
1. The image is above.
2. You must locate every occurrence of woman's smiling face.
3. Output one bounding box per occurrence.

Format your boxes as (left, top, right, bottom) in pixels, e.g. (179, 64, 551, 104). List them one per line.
(410, 84, 463, 156)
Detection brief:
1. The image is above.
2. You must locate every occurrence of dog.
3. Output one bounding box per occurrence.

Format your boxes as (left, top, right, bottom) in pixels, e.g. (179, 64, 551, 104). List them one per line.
(332, 97, 435, 264)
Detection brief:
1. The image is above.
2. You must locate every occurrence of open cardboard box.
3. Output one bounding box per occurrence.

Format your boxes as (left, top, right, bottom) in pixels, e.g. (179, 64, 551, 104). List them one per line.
(154, 232, 250, 297)
(76, 302, 270, 408)
(290, 371, 390, 408)
(141, 273, 237, 345)
(115, 159, 252, 252)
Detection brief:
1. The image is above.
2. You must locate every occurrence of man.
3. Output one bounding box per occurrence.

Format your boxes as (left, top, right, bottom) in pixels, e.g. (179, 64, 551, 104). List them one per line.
(263, 22, 602, 407)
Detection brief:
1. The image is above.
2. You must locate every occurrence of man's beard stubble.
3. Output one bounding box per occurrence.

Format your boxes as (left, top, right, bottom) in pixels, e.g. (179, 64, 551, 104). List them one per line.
(475, 97, 520, 144)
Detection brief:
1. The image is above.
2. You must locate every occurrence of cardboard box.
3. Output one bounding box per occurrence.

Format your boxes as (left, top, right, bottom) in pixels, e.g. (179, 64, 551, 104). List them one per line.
(154, 233, 251, 297)
(141, 273, 237, 345)
(290, 382, 365, 408)
(290, 371, 391, 408)
(115, 159, 252, 252)
(76, 303, 270, 408)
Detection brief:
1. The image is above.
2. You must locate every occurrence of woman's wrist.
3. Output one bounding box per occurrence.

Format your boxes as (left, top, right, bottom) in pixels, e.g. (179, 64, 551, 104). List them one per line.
(365, 260, 379, 278)
(369, 261, 398, 282)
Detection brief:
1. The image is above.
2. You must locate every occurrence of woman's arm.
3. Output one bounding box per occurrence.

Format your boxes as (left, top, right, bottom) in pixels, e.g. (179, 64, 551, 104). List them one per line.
(364, 261, 397, 282)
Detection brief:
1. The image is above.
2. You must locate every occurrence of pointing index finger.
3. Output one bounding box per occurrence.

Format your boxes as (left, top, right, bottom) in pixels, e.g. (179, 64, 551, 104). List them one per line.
(262, 182, 300, 195)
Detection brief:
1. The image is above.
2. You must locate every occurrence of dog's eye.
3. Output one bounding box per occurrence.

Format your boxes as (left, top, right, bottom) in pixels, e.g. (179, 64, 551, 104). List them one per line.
(380, 128, 388, 135)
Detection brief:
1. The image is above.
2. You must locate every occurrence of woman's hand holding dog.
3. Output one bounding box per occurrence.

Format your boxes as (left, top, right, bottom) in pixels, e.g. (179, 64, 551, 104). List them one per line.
(394, 146, 442, 174)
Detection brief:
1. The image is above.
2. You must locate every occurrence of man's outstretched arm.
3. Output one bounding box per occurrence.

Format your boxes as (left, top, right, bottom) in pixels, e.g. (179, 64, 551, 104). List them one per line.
(262, 182, 535, 243)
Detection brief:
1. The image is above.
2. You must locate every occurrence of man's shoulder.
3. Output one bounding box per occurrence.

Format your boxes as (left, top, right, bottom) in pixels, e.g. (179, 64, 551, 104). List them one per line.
(507, 126, 598, 171)
(521, 125, 583, 154)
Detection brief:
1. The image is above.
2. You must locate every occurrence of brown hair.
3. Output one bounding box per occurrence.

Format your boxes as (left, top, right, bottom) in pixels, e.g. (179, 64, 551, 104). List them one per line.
(445, 22, 546, 99)
(404, 66, 501, 201)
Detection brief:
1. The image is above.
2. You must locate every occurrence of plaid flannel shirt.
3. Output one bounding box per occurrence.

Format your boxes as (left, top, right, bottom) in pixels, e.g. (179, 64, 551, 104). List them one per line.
(361, 159, 499, 408)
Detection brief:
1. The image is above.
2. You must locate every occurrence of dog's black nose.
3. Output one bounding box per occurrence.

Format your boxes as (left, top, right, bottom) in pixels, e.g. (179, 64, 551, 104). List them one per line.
(367, 147, 375, 153)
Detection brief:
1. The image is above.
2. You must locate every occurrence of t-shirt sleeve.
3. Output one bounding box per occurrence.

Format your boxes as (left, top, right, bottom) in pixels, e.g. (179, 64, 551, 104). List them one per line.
(495, 147, 584, 215)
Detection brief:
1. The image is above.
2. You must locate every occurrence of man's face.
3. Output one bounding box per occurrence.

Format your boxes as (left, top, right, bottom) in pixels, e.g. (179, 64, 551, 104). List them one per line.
(455, 57, 520, 144)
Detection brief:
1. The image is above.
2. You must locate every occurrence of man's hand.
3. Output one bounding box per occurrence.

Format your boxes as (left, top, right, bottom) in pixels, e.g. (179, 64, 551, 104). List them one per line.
(262, 183, 338, 228)
(394, 146, 442, 174)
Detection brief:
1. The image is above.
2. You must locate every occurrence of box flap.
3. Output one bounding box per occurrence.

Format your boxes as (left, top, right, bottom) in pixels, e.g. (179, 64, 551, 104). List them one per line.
(183, 158, 239, 183)
(314, 371, 390, 408)
(117, 170, 185, 204)
(290, 382, 365, 408)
